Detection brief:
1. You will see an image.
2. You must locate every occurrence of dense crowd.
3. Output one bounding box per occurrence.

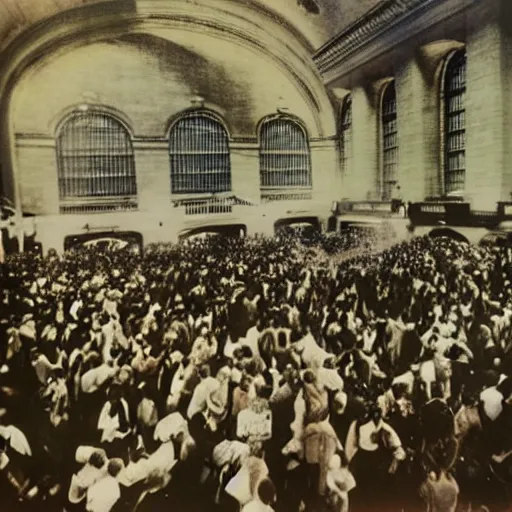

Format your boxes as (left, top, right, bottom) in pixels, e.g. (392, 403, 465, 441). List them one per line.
(1, 229, 512, 512)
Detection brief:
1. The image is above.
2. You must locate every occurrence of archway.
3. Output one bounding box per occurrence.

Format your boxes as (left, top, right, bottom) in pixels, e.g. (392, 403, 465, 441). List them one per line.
(63, 231, 143, 252)
(429, 228, 469, 244)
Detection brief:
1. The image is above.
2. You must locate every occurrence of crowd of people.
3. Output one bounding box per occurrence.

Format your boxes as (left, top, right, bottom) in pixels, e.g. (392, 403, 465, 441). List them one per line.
(1, 228, 512, 512)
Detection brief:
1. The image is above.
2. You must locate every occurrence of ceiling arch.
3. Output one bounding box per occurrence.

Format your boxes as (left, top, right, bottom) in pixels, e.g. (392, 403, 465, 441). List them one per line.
(0, 0, 383, 53)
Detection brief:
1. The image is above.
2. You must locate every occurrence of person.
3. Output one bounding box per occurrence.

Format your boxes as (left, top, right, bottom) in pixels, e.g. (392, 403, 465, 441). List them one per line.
(68, 449, 108, 506)
(241, 477, 277, 512)
(419, 469, 459, 512)
(85, 458, 124, 512)
(325, 453, 356, 512)
(1, 230, 512, 512)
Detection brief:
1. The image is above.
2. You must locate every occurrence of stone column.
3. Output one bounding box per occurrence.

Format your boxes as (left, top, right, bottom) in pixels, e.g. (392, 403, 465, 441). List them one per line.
(394, 53, 439, 202)
(465, 4, 506, 210)
(350, 85, 379, 200)
(310, 138, 339, 204)
(230, 140, 261, 204)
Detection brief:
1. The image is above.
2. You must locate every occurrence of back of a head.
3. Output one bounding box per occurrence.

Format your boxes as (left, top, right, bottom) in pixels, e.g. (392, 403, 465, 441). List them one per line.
(303, 369, 316, 385)
(108, 458, 124, 478)
(199, 365, 211, 380)
(89, 451, 106, 469)
(257, 478, 276, 506)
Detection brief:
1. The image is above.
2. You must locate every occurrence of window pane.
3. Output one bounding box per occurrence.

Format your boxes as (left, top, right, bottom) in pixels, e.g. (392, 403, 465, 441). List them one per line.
(444, 50, 466, 195)
(56, 113, 137, 201)
(169, 113, 231, 194)
(259, 118, 312, 191)
(382, 82, 398, 200)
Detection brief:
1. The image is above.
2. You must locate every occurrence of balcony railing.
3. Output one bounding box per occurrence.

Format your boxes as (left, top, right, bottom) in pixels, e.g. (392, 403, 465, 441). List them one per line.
(172, 195, 254, 216)
(261, 191, 313, 203)
(59, 197, 138, 214)
(407, 201, 512, 228)
(334, 200, 406, 217)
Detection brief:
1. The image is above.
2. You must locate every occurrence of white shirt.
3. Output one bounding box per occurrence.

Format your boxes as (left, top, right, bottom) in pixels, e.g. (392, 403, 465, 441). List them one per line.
(242, 500, 274, 512)
(69, 464, 106, 504)
(296, 332, 330, 370)
(224, 338, 242, 360)
(97, 399, 130, 443)
(154, 412, 188, 443)
(137, 398, 158, 427)
(243, 326, 261, 359)
(118, 459, 152, 487)
(480, 387, 504, 421)
(317, 368, 344, 392)
(86, 475, 120, 512)
(81, 365, 117, 394)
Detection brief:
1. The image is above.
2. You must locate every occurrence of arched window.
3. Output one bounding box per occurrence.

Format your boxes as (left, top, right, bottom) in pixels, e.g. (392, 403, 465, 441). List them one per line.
(169, 111, 231, 195)
(259, 116, 312, 193)
(381, 81, 398, 201)
(56, 111, 137, 207)
(443, 49, 466, 195)
(340, 95, 352, 174)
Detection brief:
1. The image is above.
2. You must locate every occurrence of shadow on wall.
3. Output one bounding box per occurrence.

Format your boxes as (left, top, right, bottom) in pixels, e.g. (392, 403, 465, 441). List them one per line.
(117, 33, 256, 135)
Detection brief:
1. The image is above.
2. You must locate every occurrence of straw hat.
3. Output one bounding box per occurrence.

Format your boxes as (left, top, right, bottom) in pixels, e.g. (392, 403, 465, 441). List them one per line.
(206, 387, 228, 420)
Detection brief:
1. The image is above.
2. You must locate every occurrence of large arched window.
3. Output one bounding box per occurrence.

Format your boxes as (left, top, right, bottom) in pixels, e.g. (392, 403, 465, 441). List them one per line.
(381, 81, 398, 201)
(340, 95, 352, 174)
(259, 116, 312, 194)
(443, 49, 466, 195)
(56, 111, 137, 208)
(169, 111, 231, 195)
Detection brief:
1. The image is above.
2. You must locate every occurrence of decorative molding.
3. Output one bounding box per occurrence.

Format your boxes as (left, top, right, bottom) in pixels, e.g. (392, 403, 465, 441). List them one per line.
(132, 139, 169, 151)
(230, 139, 259, 150)
(15, 133, 55, 148)
(314, 0, 437, 72)
(309, 136, 338, 146)
(313, 0, 480, 83)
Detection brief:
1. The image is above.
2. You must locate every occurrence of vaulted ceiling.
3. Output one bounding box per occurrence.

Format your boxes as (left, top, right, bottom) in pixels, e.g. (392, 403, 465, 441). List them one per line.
(0, 0, 383, 52)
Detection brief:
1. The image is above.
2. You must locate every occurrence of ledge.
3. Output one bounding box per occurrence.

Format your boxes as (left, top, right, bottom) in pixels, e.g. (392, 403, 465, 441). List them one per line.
(313, 0, 479, 84)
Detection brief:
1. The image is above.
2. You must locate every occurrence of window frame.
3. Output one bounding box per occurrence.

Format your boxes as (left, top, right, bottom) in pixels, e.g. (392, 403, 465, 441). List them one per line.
(441, 48, 467, 197)
(55, 109, 138, 212)
(380, 81, 398, 201)
(168, 110, 232, 196)
(258, 114, 313, 196)
(340, 94, 352, 175)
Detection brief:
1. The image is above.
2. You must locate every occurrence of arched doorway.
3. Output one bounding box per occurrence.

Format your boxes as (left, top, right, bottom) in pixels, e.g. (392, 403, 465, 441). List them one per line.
(63, 231, 143, 253)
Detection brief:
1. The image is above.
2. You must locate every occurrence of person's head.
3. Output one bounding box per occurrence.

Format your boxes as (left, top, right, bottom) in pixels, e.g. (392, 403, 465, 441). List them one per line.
(199, 365, 211, 380)
(89, 451, 107, 469)
(107, 458, 124, 478)
(257, 478, 276, 507)
(241, 345, 253, 359)
(303, 369, 316, 385)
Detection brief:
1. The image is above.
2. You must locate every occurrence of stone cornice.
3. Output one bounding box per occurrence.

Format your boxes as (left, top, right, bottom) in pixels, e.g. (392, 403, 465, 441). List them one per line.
(313, 0, 479, 82)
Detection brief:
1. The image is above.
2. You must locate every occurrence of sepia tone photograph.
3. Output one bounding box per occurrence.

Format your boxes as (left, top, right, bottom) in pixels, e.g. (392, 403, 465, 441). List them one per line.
(0, 0, 511, 510)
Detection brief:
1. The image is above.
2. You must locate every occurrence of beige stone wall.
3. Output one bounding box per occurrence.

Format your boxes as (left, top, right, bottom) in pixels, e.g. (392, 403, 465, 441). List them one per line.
(334, 3, 509, 210)
(465, 12, 506, 210)
(395, 54, 436, 202)
(15, 140, 59, 215)
(346, 85, 379, 201)
(9, 32, 338, 218)
(502, 0, 512, 201)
